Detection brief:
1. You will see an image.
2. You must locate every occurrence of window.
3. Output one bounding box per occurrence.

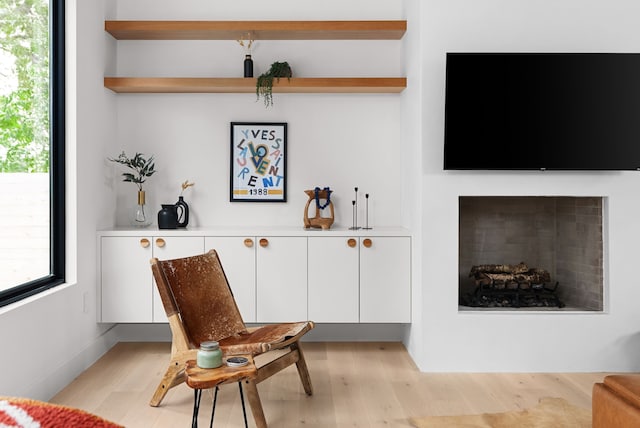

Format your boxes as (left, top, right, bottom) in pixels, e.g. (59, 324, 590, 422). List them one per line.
(0, 0, 64, 307)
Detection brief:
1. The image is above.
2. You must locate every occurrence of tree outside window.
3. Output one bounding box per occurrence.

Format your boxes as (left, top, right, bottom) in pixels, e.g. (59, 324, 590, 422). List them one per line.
(0, 0, 64, 300)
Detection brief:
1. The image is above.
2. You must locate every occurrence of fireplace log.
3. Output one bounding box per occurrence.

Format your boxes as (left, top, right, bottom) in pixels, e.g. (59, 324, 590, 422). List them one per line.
(470, 266, 551, 289)
(462, 263, 562, 308)
(469, 262, 529, 276)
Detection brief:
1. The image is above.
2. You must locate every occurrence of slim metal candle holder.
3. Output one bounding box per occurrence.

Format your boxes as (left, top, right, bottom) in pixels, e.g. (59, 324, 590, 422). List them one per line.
(363, 193, 372, 229)
(349, 187, 361, 230)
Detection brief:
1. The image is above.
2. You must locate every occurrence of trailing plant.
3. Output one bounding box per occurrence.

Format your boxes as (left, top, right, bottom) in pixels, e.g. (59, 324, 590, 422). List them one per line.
(109, 151, 156, 191)
(256, 61, 292, 107)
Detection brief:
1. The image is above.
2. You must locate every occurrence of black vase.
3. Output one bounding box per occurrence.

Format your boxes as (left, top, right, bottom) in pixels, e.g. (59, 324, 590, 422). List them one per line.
(158, 204, 178, 229)
(175, 196, 189, 228)
(244, 55, 253, 78)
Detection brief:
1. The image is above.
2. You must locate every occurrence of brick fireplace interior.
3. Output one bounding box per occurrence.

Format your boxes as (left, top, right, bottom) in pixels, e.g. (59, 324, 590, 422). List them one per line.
(459, 196, 604, 311)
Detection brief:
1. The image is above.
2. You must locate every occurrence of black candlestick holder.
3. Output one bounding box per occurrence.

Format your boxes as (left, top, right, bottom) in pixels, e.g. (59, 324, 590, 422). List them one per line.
(349, 187, 361, 230)
(363, 193, 372, 229)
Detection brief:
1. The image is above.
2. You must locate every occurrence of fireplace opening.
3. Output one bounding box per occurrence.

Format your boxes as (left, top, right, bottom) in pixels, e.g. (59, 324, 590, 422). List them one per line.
(459, 196, 604, 311)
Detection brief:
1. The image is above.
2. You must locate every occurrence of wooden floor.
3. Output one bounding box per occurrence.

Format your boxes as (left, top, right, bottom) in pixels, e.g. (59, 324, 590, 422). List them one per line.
(51, 342, 608, 427)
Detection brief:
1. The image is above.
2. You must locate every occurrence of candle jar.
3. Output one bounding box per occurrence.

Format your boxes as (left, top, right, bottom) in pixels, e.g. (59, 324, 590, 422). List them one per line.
(197, 341, 223, 369)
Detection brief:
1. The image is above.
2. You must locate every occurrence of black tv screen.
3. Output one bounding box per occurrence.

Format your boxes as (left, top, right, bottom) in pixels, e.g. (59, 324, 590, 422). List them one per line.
(444, 53, 640, 170)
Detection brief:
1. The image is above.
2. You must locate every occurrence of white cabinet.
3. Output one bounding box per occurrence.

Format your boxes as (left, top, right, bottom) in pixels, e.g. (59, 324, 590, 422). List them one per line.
(360, 236, 411, 323)
(101, 236, 153, 323)
(308, 236, 411, 323)
(308, 237, 359, 322)
(151, 237, 205, 322)
(204, 236, 308, 323)
(99, 229, 409, 325)
(204, 237, 256, 323)
(256, 237, 308, 323)
(100, 235, 204, 323)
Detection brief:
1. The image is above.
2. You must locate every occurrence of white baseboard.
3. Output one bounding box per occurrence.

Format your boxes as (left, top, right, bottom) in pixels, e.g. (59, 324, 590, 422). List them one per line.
(32, 326, 120, 401)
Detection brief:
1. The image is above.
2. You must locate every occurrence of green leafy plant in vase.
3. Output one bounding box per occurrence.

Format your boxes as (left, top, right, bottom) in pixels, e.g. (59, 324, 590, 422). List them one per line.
(256, 61, 292, 107)
(109, 151, 157, 227)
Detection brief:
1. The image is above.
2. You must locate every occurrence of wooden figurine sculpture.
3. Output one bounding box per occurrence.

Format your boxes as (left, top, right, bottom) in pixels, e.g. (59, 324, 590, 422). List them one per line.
(304, 187, 334, 230)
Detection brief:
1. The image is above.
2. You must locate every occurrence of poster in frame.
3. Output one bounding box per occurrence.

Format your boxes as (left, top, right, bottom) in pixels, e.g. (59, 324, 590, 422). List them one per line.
(230, 122, 287, 202)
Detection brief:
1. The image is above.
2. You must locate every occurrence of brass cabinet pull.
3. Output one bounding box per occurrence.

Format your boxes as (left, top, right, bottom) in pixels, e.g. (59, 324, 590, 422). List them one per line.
(259, 238, 269, 248)
(155, 238, 166, 248)
(347, 238, 357, 248)
(363, 238, 372, 248)
(140, 238, 150, 248)
(244, 238, 254, 248)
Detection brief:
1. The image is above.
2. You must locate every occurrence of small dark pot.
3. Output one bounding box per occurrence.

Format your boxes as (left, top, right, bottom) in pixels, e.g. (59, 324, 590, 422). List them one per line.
(158, 204, 178, 229)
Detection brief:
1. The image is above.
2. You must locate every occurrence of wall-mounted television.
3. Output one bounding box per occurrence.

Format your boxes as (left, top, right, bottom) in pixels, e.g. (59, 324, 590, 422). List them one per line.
(444, 53, 640, 170)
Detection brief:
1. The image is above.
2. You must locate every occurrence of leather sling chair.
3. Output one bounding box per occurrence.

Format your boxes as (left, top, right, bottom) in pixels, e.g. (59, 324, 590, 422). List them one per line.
(150, 249, 314, 428)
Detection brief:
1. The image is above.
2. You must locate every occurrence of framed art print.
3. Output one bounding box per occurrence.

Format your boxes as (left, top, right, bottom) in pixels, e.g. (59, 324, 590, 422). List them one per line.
(230, 122, 287, 202)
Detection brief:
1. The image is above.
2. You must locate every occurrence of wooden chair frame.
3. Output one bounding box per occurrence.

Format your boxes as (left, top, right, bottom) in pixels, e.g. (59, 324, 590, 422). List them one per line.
(149, 250, 314, 428)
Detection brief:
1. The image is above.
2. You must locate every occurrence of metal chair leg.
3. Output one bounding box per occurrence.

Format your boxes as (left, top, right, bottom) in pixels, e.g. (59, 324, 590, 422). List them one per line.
(239, 382, 249, 428)
(192, 389, 202, 428)
(209, 386, 219, 428)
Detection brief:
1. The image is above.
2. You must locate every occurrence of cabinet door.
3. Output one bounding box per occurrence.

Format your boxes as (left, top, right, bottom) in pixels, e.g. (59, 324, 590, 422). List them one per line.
(308, 237, 359, 322)
(204, 237, 256, 323)
(360, 237, 411, 323)
(256, 237, 307, 323)
(101, 236, 152, 323)
(151, 236, 205, 322)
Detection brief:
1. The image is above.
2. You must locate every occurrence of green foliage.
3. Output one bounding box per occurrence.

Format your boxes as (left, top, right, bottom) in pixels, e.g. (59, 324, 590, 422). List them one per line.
(0, 0, 50, 173)
(256, 61, 292, 107)
(109, 152, 157, 191)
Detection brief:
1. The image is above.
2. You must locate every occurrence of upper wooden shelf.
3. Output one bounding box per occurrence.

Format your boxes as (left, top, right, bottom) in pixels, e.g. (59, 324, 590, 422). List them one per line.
(104, 77, 407, 94)
(104, 20, 406, 40)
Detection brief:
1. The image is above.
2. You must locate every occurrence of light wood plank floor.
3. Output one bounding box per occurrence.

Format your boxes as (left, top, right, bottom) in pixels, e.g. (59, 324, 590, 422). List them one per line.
(51, 342, 608, 427)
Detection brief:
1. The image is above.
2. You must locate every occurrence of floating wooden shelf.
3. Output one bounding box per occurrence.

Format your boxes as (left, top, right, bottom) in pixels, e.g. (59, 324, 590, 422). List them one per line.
(105, 20, 406, 40)
(104, 77, 407, 94)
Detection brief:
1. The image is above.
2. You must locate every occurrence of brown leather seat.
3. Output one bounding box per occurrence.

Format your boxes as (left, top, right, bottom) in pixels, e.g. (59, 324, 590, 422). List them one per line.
(593, 375, 640, 428)
(149, 249, 314, 428)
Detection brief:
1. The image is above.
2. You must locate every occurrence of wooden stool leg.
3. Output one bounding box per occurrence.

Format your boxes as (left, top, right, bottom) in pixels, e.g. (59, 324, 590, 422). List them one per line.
(244, 379, 267, 428)
(150, 360, 185, 406)
(291, 342, 313, 396)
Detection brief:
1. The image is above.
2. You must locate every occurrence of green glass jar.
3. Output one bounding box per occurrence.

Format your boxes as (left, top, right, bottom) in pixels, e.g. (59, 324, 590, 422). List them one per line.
(197, 341, 223, 369)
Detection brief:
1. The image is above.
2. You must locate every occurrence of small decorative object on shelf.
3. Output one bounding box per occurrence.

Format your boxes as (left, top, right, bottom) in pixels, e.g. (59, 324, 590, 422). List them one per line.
(157, 204, 178, 229)
(109, 151, 156, 227)
(349, 187, 361, 230)
(303, 187, 334, 230)
(244, 55, 254, 77)
(363, 193, 372, 229)
(256, 61, 292, 107)
(176, 180, 194, 228)
(237, 34, 254, 78)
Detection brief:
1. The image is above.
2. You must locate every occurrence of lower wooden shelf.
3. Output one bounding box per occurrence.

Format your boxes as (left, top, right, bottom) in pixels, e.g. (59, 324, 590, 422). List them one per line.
(104, 77, 406, 94)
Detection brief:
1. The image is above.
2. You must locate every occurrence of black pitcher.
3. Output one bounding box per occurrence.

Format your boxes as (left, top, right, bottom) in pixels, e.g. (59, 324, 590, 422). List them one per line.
(175, 196, 189, 228)
(158, 204, 178, 229)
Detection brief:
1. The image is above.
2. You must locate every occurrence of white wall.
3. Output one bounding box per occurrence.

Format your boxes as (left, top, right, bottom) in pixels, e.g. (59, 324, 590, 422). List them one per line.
(419, 0, 640, 372)
(0, 0, 119, 399)
(109, 0, 407, 230)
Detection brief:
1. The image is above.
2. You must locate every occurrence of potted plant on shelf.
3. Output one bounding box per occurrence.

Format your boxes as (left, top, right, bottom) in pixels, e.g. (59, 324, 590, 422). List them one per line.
(256, 61, 292, 107)
(109, 151, 156, 227)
